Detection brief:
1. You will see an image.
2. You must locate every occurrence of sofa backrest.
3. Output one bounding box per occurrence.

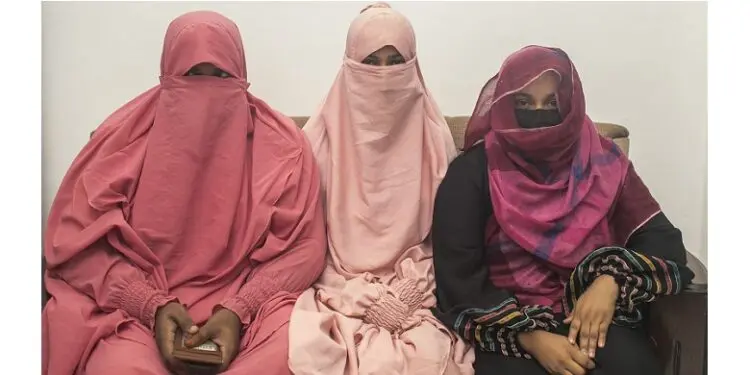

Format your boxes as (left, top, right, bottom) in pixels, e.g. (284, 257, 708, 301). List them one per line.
(290, 116, 631, 156)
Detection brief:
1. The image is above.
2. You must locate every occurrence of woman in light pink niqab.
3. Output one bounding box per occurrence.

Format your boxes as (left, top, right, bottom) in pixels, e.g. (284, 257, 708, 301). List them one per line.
(288, 4, 474, 374)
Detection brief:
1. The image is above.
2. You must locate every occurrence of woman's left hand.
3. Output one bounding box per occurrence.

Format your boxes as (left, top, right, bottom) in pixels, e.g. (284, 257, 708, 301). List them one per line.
(186, 308, 242, 372)
(564, 274, 619, 359)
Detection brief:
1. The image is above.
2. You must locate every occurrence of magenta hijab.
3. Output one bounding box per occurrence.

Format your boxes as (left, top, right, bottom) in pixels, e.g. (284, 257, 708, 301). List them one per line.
(464, 46, 660, 307)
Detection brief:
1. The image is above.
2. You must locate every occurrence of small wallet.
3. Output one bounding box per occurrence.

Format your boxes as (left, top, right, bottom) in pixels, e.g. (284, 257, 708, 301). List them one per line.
(174, 329, 223, 367)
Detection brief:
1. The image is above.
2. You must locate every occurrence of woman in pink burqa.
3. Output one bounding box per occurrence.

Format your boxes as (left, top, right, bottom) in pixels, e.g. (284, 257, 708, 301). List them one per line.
(42, 11, 326, 375)
(288, 3, 474, 375)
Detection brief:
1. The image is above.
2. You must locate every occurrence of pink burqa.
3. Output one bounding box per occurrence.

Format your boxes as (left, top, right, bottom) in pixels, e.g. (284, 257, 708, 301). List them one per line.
(288, 5, 474, 375)
(41, 11, 326, 375)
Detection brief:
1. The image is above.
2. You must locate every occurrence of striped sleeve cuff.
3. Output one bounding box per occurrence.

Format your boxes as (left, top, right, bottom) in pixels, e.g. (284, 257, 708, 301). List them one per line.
(452, 298, 558, 358)
(564, 246, 686, 326)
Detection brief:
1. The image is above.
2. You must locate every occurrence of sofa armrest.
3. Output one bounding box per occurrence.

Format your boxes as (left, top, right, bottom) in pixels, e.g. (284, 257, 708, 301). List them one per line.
(686, 251, 707, 286)
(648, 251, 707, 375)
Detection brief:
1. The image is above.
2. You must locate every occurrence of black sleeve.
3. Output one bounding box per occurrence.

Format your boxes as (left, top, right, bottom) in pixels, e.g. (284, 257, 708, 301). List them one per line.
(627, 212, 690, 265)
(563, 211, 696, 326)
(431, 146, 557, 358)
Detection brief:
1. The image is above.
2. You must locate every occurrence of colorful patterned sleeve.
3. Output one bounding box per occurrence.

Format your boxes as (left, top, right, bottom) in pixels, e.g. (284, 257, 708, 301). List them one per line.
(448, 298, 558, 358)
(563, 246, 694, 326)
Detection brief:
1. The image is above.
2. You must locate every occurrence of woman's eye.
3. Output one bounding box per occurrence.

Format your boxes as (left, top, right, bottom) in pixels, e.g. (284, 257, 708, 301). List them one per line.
(515, 98, 530, 107)
(548, 100, 558, 108)
(362, 56, 379, 65)
(387, 57, 405, 65)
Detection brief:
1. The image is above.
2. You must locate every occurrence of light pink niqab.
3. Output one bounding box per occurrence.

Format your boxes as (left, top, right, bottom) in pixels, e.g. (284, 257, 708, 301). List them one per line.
(288, 4, 473, 375)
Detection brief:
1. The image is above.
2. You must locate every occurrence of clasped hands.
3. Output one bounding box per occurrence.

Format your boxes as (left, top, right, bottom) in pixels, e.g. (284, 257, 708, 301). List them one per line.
(154, 302, 242, 374)
(518, 275, 620, 375)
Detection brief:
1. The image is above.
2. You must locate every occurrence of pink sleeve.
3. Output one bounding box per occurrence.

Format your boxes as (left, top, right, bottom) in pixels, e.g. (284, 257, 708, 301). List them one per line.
(220, 202, 326, 325)
(53, 238, 177, 330)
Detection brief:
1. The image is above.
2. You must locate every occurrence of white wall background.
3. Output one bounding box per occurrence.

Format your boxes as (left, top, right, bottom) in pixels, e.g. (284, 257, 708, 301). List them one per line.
(42, 1, 707, 263)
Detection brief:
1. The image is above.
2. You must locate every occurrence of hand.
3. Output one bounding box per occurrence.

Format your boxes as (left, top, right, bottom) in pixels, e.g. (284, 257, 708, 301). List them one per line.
(186, 308, 242, 372)
(518, 330, 595, 375)
(155, 302, 199, 374)
(564, 274, 619, 358)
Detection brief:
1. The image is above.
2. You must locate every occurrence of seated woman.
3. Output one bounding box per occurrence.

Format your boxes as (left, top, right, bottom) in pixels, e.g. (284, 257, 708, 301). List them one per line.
(42, 11, 326, 375)
(431, 45, 695, 375)
(288, 3, 473, 375)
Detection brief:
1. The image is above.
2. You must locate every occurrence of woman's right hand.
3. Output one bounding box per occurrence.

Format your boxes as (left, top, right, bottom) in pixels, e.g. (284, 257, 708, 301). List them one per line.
(518, 330, 595, 375)
(154, 302, 199, 374)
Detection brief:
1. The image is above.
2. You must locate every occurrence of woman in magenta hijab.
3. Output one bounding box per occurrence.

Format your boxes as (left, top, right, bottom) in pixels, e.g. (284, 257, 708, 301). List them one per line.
(431, 46, 695, 375)
(288, 3, 473, 375)
(42, 11, 326, 375)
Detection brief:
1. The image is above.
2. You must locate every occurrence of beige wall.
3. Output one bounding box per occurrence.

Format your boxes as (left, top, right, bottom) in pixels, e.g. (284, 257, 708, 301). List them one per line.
(42, 1, 707, 263)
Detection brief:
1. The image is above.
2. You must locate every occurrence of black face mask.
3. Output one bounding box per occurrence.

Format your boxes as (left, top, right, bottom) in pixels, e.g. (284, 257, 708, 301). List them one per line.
(514, 109, 563, 129)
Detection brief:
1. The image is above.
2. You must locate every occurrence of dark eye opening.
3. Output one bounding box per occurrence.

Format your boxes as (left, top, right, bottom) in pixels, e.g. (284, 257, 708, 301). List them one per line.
(386, 54, 406, 66)
(362, 54, 380, 66)
(185, 64, 233, 78)
(514, 94, 532, 108)
(544, 94, 558, 109)
(215, 68, 231, 78)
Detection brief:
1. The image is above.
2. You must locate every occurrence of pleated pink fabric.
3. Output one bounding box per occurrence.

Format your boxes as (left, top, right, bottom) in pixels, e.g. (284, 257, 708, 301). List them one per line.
(288, 4, 474, 375)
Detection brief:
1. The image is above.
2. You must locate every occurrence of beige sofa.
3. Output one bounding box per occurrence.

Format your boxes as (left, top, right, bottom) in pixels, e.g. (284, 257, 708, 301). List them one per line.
(49, 118, 705, 375)
(290, 116, 707, 375)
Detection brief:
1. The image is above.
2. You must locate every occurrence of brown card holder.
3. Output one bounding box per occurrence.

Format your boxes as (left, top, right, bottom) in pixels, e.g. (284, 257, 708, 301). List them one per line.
(173, 329, 223, 366)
